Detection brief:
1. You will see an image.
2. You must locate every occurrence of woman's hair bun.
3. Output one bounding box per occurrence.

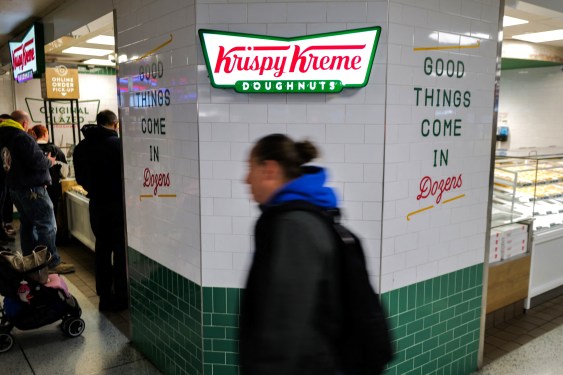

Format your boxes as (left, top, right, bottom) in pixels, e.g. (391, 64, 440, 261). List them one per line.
(295, 140, 318, 164)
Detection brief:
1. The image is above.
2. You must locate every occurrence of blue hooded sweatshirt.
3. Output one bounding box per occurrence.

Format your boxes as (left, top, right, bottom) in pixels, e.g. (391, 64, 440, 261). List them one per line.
(266, 166, 338, 209)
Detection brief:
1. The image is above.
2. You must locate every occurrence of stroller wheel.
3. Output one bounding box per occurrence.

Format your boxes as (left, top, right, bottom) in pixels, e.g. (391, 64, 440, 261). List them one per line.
(62, 317, 85, 337)
(0, 333, 14, 353)
(0, 311, 13, 333)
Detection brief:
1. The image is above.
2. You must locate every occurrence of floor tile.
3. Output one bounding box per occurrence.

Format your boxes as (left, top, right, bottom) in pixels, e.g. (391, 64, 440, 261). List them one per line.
(2, 223, 160, 374)
(476, 322, 563, 374)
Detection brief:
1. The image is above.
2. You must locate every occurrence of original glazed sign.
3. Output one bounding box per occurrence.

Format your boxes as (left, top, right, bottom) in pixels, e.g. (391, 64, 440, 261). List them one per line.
(199, 27, 381, 93)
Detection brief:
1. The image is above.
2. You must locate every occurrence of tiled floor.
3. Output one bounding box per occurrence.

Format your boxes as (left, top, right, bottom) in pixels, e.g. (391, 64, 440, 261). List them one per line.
(60, 229, 563, 373)
(1, 222, 161, 374)
(476, 321, 563, 374)
(483, 294, 563, 365)
(5, 220, 563, 374)
(57, 238, 131, 338)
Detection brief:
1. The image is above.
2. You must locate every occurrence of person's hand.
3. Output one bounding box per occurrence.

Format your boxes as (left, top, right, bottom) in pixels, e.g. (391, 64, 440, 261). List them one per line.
(46, 152, 56, 167)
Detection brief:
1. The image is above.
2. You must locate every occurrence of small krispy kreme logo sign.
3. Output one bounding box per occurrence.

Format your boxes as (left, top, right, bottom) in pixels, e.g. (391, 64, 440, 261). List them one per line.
(10, 25, 39, 83)
(199, 27, 381, 93)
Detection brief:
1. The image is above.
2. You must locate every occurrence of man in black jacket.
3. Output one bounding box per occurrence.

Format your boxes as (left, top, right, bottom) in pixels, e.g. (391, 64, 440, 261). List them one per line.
(0, 110, 74, 274)
(73, 110, 128, 312)
(0, 114, 16, 244)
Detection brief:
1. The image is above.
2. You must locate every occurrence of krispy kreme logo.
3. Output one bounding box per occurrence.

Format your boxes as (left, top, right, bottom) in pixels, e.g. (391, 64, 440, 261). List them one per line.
(199, 27, 381, 93)
(9, 25, 39, 83)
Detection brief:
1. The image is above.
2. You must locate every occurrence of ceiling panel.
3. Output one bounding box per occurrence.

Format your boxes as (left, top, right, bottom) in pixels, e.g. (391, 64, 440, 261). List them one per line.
(2, 0, 563, 67)
(0, 0, 66, 48)
(504, 1, 563, 48)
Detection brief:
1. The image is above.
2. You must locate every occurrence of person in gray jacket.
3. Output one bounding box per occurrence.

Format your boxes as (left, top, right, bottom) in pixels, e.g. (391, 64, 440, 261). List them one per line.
(240, 134, 342, 375)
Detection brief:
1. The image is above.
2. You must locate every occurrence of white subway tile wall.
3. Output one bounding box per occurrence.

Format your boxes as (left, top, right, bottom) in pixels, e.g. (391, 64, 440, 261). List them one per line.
(114, 0, 499, 294)
(117, 0, 202, 284)
(381, 0, 499, 292)
(198, 0, 389, 289)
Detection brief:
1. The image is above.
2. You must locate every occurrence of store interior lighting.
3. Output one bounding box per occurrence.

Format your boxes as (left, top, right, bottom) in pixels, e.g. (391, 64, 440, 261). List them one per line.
(86, 35, 115, 46)
(512, 29, 563, 43)
(503, 16, 529, 27)
(83, 58, 115, 66)
(62, 46, 113, 56)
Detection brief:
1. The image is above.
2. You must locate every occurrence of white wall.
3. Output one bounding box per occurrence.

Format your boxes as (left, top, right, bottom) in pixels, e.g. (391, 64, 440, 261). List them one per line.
(115, 0, 201, 284)
(9, 73, 118, 150)
(381, 0, 500, 292)
(197, 1, 389, 289)
(0, 74, 14, 115)
(498, 66, 563, 149)
(114, 0, 500, 294)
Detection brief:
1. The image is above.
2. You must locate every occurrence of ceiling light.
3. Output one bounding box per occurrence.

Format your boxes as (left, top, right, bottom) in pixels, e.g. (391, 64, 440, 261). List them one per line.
(62, 47, 113, 56)
(503, 16, 529, 27)
(83, 58, 115, 66)
(512, 29, 563, 43)
(87, 35, 115, 46)
(429, 32, 480, 46)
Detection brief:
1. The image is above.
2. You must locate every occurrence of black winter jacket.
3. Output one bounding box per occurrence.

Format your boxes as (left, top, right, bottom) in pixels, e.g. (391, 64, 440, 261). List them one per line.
(239, 202, 342, 375)
(73, 124, 123, 205)
(38, 142, 67, 188)
(0, 120, 52, 189)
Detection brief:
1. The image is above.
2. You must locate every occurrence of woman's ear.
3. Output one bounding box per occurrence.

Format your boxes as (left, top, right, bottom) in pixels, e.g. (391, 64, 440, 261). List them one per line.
(260, 160, 282, 182)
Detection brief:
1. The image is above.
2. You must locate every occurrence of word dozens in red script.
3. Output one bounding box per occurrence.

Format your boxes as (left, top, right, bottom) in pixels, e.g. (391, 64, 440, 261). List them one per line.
(143, 168, 171, 196)
(417, 174, 463, 204)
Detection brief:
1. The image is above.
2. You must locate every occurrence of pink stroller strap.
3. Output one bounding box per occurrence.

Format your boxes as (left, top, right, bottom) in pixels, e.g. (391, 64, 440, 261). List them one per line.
(44, 274, 71, 298)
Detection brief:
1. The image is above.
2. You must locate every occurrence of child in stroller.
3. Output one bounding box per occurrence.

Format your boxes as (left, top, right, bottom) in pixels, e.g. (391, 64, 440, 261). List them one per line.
(0, 248, 85, 353)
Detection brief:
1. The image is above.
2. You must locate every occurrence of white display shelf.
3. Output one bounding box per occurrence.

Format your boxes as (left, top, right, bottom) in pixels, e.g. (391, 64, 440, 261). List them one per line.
(493, 151, 563, 308)
(65, 190, 95, 251)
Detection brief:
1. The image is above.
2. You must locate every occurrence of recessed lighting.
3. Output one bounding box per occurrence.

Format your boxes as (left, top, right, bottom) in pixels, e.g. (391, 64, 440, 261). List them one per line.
(87, 35, 115, 46)
(512, 29, 563, 43)
(503, 16, 529, 27)
(62, 47, 113, 56)
(82, 58, 115, 66)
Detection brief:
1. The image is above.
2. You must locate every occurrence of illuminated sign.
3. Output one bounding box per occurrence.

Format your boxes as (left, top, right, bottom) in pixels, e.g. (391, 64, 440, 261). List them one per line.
(199, 27, 381, 93)
(42, 65, 80, 99)
(9, 23, 45, 83)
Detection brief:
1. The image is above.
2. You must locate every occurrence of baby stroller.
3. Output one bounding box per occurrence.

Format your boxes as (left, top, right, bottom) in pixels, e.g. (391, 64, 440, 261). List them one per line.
(0, 247, 85, 353)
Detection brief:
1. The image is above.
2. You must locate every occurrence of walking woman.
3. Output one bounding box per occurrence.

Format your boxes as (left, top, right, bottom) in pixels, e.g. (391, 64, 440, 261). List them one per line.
(240, 133, 343, 375)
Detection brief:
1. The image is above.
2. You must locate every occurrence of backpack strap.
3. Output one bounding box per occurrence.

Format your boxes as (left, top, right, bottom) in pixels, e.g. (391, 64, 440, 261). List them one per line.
(267, 200, 339, 223)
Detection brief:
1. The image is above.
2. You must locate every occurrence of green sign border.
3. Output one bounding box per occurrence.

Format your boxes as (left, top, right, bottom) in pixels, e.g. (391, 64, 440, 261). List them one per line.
(198, 26, 381, 93)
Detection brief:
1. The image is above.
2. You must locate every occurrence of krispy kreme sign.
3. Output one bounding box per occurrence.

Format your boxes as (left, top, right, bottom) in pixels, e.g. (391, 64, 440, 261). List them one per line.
(10, 24, 44, 83)
(199, 27, 381, 93)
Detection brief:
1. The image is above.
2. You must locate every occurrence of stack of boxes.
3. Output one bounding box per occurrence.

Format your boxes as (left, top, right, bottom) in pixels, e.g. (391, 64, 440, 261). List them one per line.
(489, 223, 529, 263)
(489, 229, 502, 263)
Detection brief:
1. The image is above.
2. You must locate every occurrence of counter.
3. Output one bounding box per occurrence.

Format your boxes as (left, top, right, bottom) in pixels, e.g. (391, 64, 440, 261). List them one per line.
(65, 189, 95, 251)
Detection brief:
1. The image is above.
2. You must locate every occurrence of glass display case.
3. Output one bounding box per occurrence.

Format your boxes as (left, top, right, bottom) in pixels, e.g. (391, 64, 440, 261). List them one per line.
(492, 148, 563, 232)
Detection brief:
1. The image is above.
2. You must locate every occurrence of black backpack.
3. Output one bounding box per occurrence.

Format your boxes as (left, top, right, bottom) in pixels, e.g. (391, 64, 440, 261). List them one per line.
(283, 201, 394, 375)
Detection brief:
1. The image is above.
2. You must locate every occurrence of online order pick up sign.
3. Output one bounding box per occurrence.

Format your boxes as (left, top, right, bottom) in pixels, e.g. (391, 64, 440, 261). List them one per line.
(199, 27, 381, 93)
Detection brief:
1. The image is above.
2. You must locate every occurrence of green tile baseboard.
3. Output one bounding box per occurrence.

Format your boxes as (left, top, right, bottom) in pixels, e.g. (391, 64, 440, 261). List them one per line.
(128, 248, 203, 375)
(381, 264, 483, 375)
(202, 287, 241, 375)
(128, 248, 483, 375)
